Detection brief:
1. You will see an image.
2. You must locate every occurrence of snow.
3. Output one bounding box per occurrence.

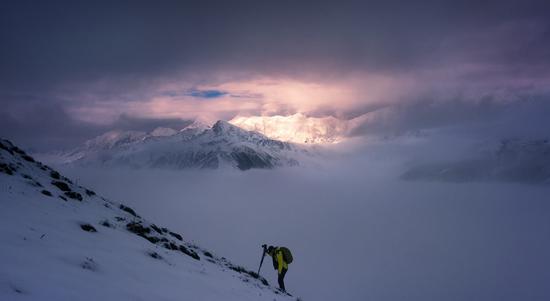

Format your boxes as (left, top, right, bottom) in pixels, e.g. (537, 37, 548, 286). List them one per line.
(0, 139, 295, 301)
(40, 120, 312, 171)
(150, 127, 178, 137)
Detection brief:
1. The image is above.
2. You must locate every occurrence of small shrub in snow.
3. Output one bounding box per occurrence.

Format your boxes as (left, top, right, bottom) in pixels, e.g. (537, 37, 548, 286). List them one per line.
(119, 204, 138, 217)
(80, 224, 97, 232)
(64, 191, 83, 201)
(49, 170, 61, 180)
(178, 245, 200, 260)
(0, 163, 16, 175)
(11, 146, 25, 155)
(21, 154, 35, 162)
(59, 195, 67, 201)
(100, 220, 112, 228)
(22, 174, 32, 179)
(51, 181, 70, 192)
(85, 189, 96, 196)
(148, 251, 163, 260)
(81, 257, 98, 271)
(169, 231, 183, 241)
(203, 251, 213, 258)
(0, 140, 14, 155)
(227, 264, 268, 285)
(62, 176, 73, 184)
(126, 222, 150, 235)
(28, 180, 42, 187)
(163, 242, 179, 250)
(41, 190, 52, 197)
(145, 236, 161, 244)
(150, 224, 163, 234)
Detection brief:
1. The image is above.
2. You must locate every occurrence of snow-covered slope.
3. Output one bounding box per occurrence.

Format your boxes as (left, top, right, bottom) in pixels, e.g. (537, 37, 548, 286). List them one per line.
(0, 138, 296, 300)
(52, 121, 309, 171)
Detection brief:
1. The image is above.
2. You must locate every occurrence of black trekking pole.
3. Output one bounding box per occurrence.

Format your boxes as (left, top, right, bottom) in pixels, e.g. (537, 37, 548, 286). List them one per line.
(257, 244, 267, 275)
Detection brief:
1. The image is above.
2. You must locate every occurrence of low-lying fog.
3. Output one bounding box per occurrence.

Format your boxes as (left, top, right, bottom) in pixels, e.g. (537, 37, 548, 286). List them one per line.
(58, 136, 550, 301)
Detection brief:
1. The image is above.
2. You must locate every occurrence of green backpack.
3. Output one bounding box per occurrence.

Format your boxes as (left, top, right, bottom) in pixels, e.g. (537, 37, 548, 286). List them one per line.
(279, 247, 293, 264)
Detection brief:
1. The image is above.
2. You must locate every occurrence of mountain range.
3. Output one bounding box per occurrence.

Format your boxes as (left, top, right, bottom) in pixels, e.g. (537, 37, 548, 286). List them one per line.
(44, 120, 311, 171)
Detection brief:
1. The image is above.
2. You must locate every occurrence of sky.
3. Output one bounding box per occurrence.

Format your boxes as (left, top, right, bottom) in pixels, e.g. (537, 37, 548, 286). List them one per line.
(2, 2, 550, 301)
(1, 0, 550, 150)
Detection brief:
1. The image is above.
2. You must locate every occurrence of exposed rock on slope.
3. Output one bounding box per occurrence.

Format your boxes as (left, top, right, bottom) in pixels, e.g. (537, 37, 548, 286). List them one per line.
(0, 138, 295, 300)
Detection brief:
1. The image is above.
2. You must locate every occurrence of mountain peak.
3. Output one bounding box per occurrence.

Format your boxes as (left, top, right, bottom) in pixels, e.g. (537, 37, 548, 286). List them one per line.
(44, 120, 305, 171)
(212, 120, 241, 134)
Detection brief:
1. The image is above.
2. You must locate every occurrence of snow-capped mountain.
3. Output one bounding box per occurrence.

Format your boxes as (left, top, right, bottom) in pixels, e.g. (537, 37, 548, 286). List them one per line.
(52, 120, 310, 170)
(0, 138, 295, 300)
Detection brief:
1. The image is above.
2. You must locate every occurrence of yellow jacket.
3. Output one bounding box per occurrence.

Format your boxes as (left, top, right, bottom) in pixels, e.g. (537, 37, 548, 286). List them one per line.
(269, 248, 288, 274)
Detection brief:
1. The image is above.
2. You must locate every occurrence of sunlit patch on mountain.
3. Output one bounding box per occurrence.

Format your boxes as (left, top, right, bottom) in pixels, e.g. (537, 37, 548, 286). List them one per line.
(229, 113, 353, 144)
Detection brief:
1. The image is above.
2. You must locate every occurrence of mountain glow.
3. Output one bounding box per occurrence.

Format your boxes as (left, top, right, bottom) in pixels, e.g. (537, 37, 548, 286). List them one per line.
(229, 113, 351, 144)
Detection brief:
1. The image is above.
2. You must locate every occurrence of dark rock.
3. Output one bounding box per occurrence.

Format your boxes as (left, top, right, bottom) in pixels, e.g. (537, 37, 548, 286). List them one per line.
(100, 220, 112, 228)
(163, 242, 179, 250)
(178, 245, 200, 260)
(41, 190, 52, 197)
(144, 236, 161, 244)
(126, 222, 162, 244)
(85, 189, 96, 196)
(151, 224, 163, 234)
(203, 251, 213, 258)
(169, 231, 183, 241)
(0, 163, 15, 175)
(22, 174, 32, 179)
(80, 224, 97, 232)
(0, 140, 14, 155)
(228, 264, 268, 285)
(126, 222, 150, 235)
(115, 216, 125, 222)
(50, 171, 61, 179)
(21, 154, 35, 162)
(51, 181, 70, 192)
(59, 195, 67, 201)
(119, 204, 138, 217)
(64, 191, 83, 201)
(148, 251, 163, 260)
(11, 146, 25, 155)
(231, 150, 275, 170)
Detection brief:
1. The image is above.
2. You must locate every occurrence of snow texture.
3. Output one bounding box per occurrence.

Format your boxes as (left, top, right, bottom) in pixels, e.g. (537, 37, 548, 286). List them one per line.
(50, 121, 310, 171)
(0, 138, 295, 301)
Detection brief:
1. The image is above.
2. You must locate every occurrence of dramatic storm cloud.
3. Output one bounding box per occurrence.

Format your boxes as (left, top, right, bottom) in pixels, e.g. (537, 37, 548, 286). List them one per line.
(1, 0, 550, 149)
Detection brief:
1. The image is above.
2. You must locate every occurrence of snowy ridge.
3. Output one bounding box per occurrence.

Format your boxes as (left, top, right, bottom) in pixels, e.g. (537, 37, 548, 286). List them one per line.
(0, 138, 296, 300)
(52, 120, 310, 170)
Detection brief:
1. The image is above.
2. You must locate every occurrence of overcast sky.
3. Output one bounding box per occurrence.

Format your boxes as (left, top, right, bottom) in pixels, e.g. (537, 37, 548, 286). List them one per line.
(1, 1, 550, 150)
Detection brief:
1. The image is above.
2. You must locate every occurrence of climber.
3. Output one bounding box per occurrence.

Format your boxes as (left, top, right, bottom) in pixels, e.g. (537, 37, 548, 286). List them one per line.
(262, 244, 293, 292)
